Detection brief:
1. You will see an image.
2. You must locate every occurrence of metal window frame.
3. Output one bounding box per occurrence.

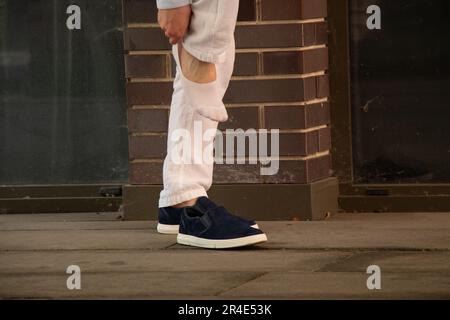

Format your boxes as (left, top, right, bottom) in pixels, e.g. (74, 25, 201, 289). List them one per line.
(0, 2, 127, 215)
(328, 0, 450, 212)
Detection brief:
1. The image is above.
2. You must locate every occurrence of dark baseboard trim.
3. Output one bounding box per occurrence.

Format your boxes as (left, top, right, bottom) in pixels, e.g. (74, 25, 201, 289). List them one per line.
(0, 185, 123, 214)
(0, 198, 122, 214)
(339, 195, 450, 213)
(122, 177, 340, 221)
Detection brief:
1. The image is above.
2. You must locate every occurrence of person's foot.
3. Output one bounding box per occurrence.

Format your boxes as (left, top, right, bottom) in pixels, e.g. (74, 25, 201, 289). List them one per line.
(157, 206, 184, 234)
(177, 204, 267, 249)
(157, 197, 259, 235)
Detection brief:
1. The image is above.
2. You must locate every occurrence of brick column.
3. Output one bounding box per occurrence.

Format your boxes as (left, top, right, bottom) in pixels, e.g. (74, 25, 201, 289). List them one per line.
(122, 0, 339, 221)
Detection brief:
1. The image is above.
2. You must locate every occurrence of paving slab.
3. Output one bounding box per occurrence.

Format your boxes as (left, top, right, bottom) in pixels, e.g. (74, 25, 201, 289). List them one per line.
(0, 271, 260, 299)
(318, 251, 450, 273)
(1, 212, 450, 299)
(0, 229, 175, 251)
(220, 271, 450, 299)
(0, 220, 154, 231)
(0, 250, 349, 274)
(254, 218, 450, 250)
(2, 213, 450, 251)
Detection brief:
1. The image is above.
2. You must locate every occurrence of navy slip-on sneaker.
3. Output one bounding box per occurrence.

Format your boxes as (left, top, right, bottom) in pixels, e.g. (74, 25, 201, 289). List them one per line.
(157, 197, 259, 235)
(177, 205, 268, 249)
(157, 206, 184, 234)
(194, 197, 258, 228)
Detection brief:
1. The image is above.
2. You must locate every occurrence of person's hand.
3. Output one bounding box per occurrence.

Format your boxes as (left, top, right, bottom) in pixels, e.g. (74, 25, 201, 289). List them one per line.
(158, 5, 192, 45)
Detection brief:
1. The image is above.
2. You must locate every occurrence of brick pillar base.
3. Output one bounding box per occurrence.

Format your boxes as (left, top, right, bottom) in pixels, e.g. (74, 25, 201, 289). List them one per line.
(123, 177, 338, 221)
(122, 0, 338, 221)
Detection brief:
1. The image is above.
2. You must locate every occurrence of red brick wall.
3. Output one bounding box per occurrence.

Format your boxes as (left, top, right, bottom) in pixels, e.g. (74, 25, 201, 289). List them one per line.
(123, 0, 332, 185)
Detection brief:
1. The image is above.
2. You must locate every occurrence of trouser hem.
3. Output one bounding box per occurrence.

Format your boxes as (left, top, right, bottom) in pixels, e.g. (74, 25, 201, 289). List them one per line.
(158, 188, 208, 208)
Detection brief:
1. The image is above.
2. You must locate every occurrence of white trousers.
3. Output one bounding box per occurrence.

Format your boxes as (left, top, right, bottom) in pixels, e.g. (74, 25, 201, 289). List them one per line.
(158, 0, 240, 208)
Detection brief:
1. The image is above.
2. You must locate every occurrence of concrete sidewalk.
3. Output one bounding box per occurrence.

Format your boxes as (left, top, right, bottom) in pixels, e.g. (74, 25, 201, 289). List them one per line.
(1, 212, 450, 299)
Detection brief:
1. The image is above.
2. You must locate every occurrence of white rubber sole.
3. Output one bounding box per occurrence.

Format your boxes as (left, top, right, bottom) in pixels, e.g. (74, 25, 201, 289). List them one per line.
(157, 223, 259, 235)
(177, 233, 268, 249)
(157, 223, 179, 235)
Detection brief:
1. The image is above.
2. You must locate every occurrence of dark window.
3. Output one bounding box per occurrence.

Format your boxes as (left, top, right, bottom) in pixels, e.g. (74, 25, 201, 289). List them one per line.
(0, 0, 128, 185)
(349, 0, 450, 183)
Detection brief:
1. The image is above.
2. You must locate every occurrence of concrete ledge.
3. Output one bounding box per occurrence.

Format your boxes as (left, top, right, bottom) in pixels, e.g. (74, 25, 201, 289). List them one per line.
(122, 177, 339, 221)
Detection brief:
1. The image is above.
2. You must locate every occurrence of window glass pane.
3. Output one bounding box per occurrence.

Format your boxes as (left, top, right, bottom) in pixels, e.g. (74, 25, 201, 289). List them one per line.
(349, 0, 450, 183)
(0, 0, 129, 184)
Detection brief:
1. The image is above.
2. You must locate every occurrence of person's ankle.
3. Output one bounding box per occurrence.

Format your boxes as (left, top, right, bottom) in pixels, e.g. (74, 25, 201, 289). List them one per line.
(173, 198, 198, 208)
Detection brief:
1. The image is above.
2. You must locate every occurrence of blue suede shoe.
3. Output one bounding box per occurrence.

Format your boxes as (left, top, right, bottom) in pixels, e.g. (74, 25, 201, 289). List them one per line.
(157, 197, 259, 235)
(177, 204, 268, 249)
(157, 206, 184, 234)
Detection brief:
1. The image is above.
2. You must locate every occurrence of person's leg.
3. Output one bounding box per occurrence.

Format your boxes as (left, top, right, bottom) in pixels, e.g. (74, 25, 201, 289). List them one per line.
(158, 0, 238, 209)
(183, 0, 240, 65)
(157, 0, 267, 248)
(180, 0, 239, 122)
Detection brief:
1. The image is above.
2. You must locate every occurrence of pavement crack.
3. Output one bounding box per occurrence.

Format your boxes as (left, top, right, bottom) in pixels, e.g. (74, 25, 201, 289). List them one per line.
(216, 272, 268, 297)
(163, 243, 179, 250)
(312, 252, 356, 273)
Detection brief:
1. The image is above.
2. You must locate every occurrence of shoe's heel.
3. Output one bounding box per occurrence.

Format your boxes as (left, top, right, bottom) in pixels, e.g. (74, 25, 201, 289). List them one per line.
(157, 223, 179, 235)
